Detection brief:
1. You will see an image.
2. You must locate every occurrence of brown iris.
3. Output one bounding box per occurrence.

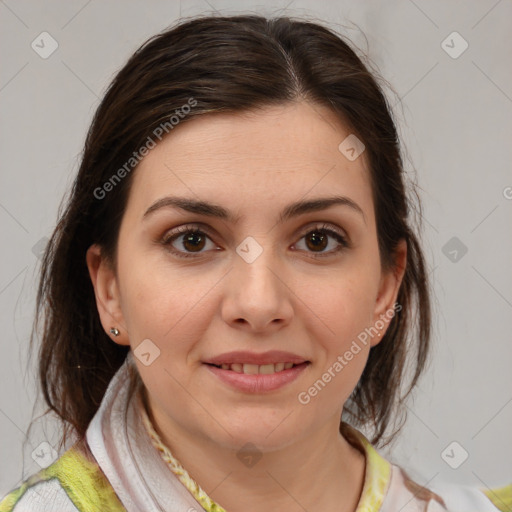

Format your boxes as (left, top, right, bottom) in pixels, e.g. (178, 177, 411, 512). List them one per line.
(182, 232, 206, 252)
(305, 231, 328, 252)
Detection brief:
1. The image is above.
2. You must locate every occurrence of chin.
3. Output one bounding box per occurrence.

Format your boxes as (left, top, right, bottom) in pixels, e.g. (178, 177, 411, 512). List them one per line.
(210, 422, 302, 454)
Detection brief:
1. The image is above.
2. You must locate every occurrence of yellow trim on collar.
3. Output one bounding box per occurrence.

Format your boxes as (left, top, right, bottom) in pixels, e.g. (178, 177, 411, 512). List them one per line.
(482, 483, 512, 512)
(341, 425, 392, 512)
(43, 445, 126, 512)
(0, 445, 125, 512)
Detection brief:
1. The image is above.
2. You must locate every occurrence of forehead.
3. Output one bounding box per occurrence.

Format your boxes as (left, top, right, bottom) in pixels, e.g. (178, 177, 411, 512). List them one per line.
(126, 101, 374, 225)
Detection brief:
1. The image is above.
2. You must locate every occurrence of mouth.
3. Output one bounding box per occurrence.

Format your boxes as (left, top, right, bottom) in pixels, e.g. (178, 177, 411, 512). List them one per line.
(203, 361, 311, 393)
(204, 361, 310, 374)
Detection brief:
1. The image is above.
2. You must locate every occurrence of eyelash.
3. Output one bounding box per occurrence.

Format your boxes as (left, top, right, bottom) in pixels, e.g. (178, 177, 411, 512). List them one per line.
(160, 223, 349, 260)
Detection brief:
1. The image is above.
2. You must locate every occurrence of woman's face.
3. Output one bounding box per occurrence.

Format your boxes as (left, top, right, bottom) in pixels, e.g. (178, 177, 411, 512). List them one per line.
(87, 101, 406, 452)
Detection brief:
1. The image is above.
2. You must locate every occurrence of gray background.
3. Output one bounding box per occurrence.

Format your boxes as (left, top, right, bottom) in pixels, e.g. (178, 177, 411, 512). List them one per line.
(1, 0, 511, 497)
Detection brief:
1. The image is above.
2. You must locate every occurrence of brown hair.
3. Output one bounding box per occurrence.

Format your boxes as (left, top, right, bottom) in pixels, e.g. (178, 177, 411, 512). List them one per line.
(30, 14, 432, 453)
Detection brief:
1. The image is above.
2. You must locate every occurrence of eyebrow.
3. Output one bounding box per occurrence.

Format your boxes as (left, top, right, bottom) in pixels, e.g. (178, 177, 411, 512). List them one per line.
(143, 195, 366, 225)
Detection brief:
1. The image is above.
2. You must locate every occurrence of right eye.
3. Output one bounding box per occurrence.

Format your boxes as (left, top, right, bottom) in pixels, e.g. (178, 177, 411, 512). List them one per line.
(160, 225, 219, 258)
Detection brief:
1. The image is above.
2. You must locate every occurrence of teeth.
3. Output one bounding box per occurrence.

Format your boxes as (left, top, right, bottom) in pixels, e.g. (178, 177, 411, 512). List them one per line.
(216, 362, 301, 374)
(243, 364, 259, 375)
(259, 364, 275, 375)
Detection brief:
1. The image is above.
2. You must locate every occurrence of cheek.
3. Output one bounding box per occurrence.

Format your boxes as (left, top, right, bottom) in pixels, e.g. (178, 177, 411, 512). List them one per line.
(118, 252, 216, 349)
(298, 270, 378, 345)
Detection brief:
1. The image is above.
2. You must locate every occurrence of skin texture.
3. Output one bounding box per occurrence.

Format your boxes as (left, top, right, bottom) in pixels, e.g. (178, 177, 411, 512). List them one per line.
(86, 101, 407, 512)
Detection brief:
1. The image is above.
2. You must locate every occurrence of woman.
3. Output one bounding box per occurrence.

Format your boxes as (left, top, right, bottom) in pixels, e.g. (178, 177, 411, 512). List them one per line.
(1, 14, 510, 512)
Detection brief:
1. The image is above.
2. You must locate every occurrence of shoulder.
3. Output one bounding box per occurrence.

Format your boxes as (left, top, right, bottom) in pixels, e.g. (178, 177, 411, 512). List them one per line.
(0, 441, 126, 512)
(428, 479, 512, 512)
(341, 424, 511, 512)
(391, 465, 512, 512)
(482, 483, 512, 512)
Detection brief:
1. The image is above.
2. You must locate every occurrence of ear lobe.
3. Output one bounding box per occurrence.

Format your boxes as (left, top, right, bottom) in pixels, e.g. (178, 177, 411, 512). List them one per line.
(370, 239, 407, 347)
(86, 244, 130, 346)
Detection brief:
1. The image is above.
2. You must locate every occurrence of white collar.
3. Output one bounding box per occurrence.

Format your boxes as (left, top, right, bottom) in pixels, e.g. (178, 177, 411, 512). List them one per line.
(86, 352, 203, 512)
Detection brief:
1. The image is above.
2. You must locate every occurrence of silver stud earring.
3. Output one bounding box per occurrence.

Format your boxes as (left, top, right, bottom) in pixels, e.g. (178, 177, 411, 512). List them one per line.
(110, 327, 120, 337)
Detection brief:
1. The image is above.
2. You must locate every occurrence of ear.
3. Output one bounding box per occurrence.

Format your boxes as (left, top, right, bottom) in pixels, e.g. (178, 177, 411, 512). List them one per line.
(86, 244, 130, 346)
(370, 238, 407, 347)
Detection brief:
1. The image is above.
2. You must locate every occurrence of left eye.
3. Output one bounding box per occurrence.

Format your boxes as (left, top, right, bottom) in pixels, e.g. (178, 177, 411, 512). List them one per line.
(161, 223, 349, 259)
(294, 225, 349, 256)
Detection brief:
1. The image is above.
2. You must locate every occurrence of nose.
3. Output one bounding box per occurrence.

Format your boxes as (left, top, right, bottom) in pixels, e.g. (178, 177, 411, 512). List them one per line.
(221, 244, 294, 333)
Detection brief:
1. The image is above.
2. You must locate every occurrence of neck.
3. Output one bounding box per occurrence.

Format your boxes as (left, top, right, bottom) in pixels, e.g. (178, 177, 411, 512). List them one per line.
(145, 401, 366, 512)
